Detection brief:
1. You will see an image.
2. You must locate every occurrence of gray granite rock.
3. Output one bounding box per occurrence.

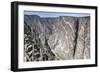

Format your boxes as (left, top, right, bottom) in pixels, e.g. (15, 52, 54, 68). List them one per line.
(24, 15, 90, 62)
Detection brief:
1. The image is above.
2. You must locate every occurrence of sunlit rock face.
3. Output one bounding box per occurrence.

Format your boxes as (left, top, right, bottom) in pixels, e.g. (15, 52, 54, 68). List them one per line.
(48, 16, 77, 60)
(24, 15, 90, 62)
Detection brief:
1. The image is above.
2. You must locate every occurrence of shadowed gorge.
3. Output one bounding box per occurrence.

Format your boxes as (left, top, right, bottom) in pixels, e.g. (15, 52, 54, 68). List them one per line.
(24, 15, 90, 62)
(73, 18, 79, 56)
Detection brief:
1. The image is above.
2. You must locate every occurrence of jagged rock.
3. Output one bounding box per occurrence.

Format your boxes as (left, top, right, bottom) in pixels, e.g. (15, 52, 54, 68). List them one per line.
(24, 15, 90, 62)
(48, 16, 77, 60)
(74, 17, 90, 59)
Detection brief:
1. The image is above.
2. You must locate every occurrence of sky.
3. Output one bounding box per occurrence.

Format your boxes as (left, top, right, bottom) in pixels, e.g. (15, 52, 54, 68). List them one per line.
(24, 11, 90, 17)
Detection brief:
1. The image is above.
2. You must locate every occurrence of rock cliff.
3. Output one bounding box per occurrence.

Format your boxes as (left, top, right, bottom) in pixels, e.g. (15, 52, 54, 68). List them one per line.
(24, 15, 90, 62)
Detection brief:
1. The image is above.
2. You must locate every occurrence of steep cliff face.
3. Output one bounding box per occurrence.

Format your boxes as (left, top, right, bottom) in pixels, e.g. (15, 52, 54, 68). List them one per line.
(24, 15, 90, 62)
(74, 17, 90, 59)
(24, 15, 57, 61)
(48, 16, 77, 60)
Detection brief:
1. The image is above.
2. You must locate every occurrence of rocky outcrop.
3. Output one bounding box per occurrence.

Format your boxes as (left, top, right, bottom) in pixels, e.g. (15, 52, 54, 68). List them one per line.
(24, 15, 90, 62)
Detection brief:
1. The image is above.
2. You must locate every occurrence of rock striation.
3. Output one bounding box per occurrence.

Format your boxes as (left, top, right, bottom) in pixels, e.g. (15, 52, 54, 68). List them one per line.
(24, 15, 90, 62)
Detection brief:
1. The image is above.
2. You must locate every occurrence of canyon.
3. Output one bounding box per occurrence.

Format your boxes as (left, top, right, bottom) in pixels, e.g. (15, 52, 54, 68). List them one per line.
(24, 15, 90, 62)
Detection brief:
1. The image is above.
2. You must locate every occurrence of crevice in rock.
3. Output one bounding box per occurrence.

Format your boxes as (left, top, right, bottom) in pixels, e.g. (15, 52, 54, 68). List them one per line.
(73, 18, 79, 57)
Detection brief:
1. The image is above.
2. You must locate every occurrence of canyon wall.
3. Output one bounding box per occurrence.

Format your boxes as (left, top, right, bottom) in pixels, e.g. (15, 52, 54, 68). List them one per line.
(24, 15, 90, 62)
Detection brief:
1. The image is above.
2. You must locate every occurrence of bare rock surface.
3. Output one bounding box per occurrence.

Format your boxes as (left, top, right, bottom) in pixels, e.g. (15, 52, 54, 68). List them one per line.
(74, 17, 90, 59)
(24, 15, 90, 62)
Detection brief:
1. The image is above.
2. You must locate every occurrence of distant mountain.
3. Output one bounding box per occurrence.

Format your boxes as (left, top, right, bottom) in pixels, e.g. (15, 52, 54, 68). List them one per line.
(24, 15, 90, 62)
